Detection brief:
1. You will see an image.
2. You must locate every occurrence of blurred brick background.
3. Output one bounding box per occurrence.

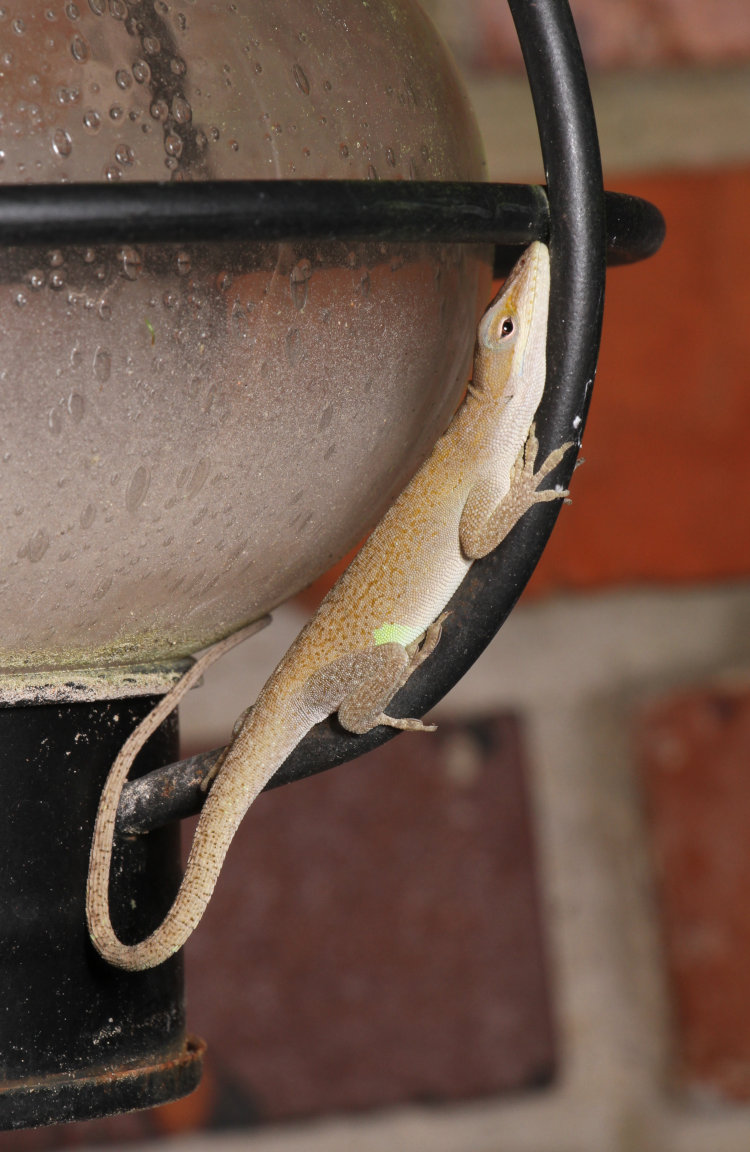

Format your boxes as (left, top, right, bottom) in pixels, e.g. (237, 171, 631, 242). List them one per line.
(8, 0, 750, 1148)
(426, 0, 750, 71)
(638, 687, 750, 1103)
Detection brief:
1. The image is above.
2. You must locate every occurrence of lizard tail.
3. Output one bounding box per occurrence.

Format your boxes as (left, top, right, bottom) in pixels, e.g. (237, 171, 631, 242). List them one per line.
(85, 619, 286, 972)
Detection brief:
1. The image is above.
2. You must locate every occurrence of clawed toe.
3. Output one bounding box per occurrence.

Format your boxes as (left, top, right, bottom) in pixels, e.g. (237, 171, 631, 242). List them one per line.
(380, 713, 437, 732)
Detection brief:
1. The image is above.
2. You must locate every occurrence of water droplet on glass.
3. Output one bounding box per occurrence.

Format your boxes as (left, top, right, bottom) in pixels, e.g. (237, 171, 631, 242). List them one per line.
(119, 246, 142, 279)
(93, 346, 111, 382)
(83, 108, 101, 133)
(49, 249, 64, 268)
(285, 327, 302, 367)
(12, 16, 24, 34)
(172, 95, 191, 123)
(14, 292, 27, 308)
(126, 464, 150, 512)
(109, 104, 124, 120)
(28, 269, 45, 290)
(104, 164, 122, 181)
(26, 529, 50, 563)
(290, 258, 312, 311)
(143, 35, 160, 54)
(318, 404, 333, 432)
(170, 56, 186, 76)
(186, 457, 210, 498)
(150, 99, 168, 121)
(109, 0, 127, 18)
(68, 392, 85, 422)
(176, 251, 191, 276)
(52, 127, 73, 158)
(132, 58, 151, 84)
(98, 299, 112, 320)
(65, 2, 80, 18)
(88, 0, 105, 14)
(164, 133, 183, 158)
(115, 68, 132, 90)
(70, 34, 89, 62)
(93, 574, 112, 600)
(386, 147, 396, 167)
(49, 271, 66, 291)
(115, 143, 134, 166)
(367, 164, 378, 180)
(292, 63, 310, 96)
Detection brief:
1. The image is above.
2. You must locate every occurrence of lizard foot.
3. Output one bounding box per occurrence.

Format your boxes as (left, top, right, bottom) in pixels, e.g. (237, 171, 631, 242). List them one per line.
(510, 422, 575, 511)
(378, 712, 437, 732)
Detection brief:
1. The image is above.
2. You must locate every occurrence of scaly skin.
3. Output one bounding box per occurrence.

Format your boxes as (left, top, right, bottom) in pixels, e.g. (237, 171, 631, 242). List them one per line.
(87, 241, 574, 970)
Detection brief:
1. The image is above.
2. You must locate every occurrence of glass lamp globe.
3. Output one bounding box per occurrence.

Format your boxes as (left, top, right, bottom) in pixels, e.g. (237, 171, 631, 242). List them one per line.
(0, 0, 489, 692)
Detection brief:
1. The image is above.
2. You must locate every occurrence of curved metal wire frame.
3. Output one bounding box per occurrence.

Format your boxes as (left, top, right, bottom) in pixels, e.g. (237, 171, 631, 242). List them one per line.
(3, 0, 660, 834)
(0, 180, 661, 268)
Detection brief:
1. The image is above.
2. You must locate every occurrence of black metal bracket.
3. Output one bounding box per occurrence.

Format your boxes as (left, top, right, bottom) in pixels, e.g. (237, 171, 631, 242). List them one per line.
(0, 180, 661, 271)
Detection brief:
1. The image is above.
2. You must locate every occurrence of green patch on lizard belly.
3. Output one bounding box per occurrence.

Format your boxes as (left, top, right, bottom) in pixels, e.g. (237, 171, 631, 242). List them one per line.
(373, 621, 420, 647)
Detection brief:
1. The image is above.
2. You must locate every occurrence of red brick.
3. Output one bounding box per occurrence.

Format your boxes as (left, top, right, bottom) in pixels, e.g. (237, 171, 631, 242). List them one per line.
(638, 683, 750, 1100)
(470, 0, 750, 71)
(528, 167, 750, 595)
(185, 715, 555, 1123)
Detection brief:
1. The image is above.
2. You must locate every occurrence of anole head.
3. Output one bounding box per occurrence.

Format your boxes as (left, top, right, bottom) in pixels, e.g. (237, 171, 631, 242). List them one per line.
(472, 241, 550, 404)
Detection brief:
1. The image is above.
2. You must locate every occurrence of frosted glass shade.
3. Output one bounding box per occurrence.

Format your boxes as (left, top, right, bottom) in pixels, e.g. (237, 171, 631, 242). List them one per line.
(0, 0, 489, 684)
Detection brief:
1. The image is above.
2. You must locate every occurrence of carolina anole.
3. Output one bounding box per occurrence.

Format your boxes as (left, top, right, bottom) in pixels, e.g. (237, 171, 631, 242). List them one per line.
(87, 240, 575, 970)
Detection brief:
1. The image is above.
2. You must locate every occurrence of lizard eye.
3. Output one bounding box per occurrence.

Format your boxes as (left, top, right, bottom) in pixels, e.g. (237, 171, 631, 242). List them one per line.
(500, 317, 514, 338)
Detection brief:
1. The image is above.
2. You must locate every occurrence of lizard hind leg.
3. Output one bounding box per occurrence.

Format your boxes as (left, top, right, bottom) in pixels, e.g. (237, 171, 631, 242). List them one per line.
(330, 615, 448, 736)
(336, 644, 435, 734)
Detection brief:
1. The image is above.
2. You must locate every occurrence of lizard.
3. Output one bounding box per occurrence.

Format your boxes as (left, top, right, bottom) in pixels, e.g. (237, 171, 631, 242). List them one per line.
(87, 240, 575, 971)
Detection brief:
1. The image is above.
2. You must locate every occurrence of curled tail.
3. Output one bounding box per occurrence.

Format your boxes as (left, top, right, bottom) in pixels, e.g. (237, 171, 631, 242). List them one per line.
(86, 619, 274, 972)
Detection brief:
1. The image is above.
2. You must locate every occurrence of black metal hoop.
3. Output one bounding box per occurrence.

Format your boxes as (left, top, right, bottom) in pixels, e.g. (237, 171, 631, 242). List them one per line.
(112, 0, 665, 835)
(0, 180, 661, 268)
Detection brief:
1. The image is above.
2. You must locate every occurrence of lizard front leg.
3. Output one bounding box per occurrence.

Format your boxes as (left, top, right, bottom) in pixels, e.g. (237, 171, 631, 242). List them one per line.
(459, 424, 575, 560)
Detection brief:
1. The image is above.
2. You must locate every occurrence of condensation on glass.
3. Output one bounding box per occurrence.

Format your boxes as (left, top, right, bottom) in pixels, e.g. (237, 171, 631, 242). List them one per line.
(0, 0, 490, 688)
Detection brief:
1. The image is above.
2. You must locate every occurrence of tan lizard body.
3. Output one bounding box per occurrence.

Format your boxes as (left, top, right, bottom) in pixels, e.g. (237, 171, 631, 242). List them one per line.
(87, 241, 574, 970)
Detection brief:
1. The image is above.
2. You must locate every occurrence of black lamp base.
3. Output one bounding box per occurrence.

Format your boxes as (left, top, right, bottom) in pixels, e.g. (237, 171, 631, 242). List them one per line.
(0, 696, 200, 1130)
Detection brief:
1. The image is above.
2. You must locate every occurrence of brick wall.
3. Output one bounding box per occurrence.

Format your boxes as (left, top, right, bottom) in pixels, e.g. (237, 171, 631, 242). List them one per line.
(7, 2, 750, 1150)
(424, 0, 750, 71)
